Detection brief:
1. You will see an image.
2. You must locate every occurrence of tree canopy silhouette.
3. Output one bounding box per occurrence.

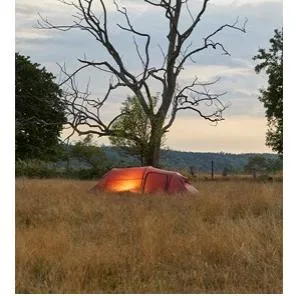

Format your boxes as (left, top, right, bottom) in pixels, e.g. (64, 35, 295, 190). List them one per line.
(15, 53, 66, 160)
(253, 28, 283, 156)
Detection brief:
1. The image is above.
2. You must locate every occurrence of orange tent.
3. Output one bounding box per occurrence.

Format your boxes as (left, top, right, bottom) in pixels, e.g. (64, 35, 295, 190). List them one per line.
(91, 166, 198, 194)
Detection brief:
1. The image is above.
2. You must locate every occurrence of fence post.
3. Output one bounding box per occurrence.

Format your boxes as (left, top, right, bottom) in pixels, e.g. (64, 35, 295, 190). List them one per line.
(211, 160, 214, 180)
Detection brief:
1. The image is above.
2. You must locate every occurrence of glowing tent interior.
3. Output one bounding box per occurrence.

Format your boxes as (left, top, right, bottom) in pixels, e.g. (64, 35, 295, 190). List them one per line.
(91, 166, 198, 194)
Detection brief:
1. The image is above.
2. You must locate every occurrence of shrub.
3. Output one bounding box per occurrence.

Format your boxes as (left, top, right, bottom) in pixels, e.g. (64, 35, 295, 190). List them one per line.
(15, 159, 57, 178)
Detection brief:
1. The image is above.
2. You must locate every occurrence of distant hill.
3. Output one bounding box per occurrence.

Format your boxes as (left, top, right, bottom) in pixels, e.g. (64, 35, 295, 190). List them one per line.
(160, 150, 279, 173)
(101, 146, 280, 174)
(55, 145, 280, 174)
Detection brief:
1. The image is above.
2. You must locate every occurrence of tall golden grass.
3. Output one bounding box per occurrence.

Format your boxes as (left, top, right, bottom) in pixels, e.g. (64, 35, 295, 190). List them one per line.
(15, 178, 282, 293)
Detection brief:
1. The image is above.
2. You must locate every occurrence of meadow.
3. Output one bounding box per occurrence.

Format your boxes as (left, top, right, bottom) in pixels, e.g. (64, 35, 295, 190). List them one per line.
(15, 177, 282, 293)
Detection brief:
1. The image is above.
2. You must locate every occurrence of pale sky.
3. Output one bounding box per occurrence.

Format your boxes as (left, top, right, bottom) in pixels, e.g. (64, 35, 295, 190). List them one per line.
(15, 0, 283, 153)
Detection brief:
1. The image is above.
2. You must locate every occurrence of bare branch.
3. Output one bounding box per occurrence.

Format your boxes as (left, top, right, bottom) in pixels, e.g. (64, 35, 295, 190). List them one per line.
(175, 106, 225, 122)
(180, 0, 209, 42)
(61, 67, 131, 138)
(176, 18, 247, 75)
(185, 0, 195, 23)
(36, 0, 247, 166)
(113, 0, 151, 81)
(56, 63, 91, 87)
(156, 43, 168, 70)
(163, 76, 228, 130)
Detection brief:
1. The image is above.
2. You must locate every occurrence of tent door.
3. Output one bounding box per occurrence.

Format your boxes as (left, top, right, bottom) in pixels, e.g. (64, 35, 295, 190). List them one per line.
(143, 172, 168, 193)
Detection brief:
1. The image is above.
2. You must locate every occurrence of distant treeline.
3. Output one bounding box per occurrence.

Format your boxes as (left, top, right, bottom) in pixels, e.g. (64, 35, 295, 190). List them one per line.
(15, 145, 282, 179)
(57, 146, 281, 173)
(157, 149, 281, 174)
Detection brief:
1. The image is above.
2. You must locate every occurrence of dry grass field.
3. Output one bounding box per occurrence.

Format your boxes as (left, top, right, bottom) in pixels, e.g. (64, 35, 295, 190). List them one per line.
(15, 178, 282, 293)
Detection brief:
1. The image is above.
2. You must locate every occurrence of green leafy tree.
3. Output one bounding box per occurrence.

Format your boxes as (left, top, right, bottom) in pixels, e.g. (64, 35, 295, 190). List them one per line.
(244, 156, 267, 173)
(244, 155, 268, 178)
(15, 53, 66, 160)
(72, 134, 110, 173)
(244, 155, 282, 178)
(253, 29, 283, 156)
(266, 157, 283, 173)
(109, 96, 165, 165)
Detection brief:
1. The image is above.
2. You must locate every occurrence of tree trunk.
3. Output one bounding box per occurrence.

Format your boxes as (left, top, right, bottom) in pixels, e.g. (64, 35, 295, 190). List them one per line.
(144, 121, 163, 167)
(140, 154, 144, 166)
(144, 143, 161, 167)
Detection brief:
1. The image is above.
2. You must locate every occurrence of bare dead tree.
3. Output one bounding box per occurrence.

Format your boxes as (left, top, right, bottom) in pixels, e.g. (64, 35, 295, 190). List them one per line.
(37, 0, 247, 166)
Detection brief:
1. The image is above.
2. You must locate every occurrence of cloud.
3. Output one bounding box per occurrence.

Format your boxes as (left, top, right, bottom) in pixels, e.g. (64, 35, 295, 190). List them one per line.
(178, 64, 253, 82)
(16, 0, 282, 72)
(211, 0, 281, 6)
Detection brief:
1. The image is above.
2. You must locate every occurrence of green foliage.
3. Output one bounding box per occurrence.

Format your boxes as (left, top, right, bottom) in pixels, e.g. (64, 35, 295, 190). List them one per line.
(109, 96, 165, 165)
(265, 157, 283, 173)
(15, 52, 66, 161)
(244, 155, 282, 174)
(15, 159, 106, 180)
(73, 168, 102, 180)
(15, 159, 57, 178)
(15, 135, 111, 179)
(253, 29, 283, 156)
(71, 135, 111, 176)
(244, 156, 268, 174)
(222, 165, 236, 177)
